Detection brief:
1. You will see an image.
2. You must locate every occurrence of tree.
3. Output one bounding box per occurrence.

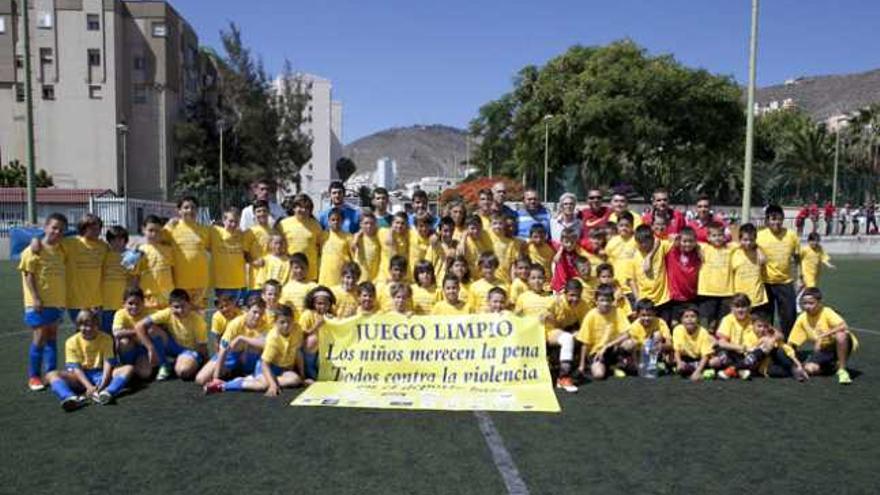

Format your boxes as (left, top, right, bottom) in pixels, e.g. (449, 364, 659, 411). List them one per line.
(336, 157, 357, 183)
(470, 40, 745, 202)
(0, 160, 54, 187)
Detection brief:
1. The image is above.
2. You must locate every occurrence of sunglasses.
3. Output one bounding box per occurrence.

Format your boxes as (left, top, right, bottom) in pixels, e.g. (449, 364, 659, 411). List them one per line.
(588, 196, 602, 200)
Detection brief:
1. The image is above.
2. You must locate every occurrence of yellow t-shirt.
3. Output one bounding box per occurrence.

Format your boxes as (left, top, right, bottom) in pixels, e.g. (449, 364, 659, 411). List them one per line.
(730, 247, 767, 307)
(149, 308, 208, 350)
(133, 242, 175, 309)
(261, 326, 304, 369)
(101, 250, 130, 310)
(576, 307, 629, 350)
(210, 308, 243, 338)
(431, 299, 473, 315)
(331, 285, 359, 318)
(627, 318, 672, 345)
(63, 236, 108, 309)
(800, 244, 830, 288)
(716, 314, 758, 348)
(427, 240, 457, 281)
(210, 226, 246, 290)
(378, 228, 410, 281)
(756, 228, 800, 284)
(698, 243, 735, 297)
(632, 240, 671, 305)
(509, 278, 528, 306)
(242, 224, 275, 290)
(65, 332, 116, 369)
(165, 220, 211, 290)
(486, 230, 521, 284)
(353, 232, 382, 283)
(514, 290, 555, 331)
(605, 235, 638, 293)
(19, 244, 67, 308)
(408, 231, 434, 272)
(468, 279, 508, 313)
(277, 216, 323, 281)
(411, 284, 440, 315)
(112, 307, 152, 334)
(526, 242, 555, 279)
(280, 279, 317, 315)
(550, 296, 590, 331)
(298, 309, 328, 334)
(463, 231, 494, 279)
(318, 230, 352, 287)
(220, 313, 272, 346)
(672, 324, 714, 359)
(788, 306, 859, 351)
(259, 254, 291, 286)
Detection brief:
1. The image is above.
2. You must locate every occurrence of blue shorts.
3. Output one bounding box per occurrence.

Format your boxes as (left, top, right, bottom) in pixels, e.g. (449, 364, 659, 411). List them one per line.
(23, 307, 64, 328)
(64, 366, 105, 387)
(244, 289, 262, 301)
(119, 345, 147, 365)
(215, 288, 246, 306)
(252, 359, 284, 378)
(164, 334, 203, 365)
(210, 350, 241, 370)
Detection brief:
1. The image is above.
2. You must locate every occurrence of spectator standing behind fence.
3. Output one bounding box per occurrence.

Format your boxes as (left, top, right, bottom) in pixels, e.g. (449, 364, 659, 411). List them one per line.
(239, 180, 286, 231)
(838, 204, 850, 236)
(852, 206, 862, 235)
(517, 189, 552, 240)
(866, 201, 877, 234)
(319, 181, 360, 234)
(823, 202, 835, 236)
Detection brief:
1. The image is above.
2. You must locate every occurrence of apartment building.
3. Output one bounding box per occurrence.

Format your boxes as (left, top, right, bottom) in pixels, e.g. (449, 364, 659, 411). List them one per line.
(296, 72, 343, 199)
(0, 0, 198, 200)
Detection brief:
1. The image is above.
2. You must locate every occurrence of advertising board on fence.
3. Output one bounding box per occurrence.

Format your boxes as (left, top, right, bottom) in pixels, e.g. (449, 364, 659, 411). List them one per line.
(291, 313, 560, 412)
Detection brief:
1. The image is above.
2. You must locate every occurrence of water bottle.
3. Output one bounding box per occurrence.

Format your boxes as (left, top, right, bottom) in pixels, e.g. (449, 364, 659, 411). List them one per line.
(639, 338, 652, 377)
(646, 338, 659, 379)
(121, 248, 143, 271)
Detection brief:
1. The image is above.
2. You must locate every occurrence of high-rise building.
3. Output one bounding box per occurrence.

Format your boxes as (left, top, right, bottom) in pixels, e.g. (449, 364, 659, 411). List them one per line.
(294, 72, 343, 199)
(0, 0, 199, 200)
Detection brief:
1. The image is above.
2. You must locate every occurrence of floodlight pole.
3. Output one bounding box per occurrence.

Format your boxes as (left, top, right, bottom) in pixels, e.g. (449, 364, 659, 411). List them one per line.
(22, 0, 37, 224)
(741, 0, 759, 224)
(543, 114, 553, 203)
(832, 124, 841, 207)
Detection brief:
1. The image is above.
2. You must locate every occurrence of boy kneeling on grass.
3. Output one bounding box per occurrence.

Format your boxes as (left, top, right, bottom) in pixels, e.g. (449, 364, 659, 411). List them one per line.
(135, 289, 208, 381)
(788, 287, 858, 385)
(47, 310, 134, 411)
(577, 284, 638, 380)
(205, 304, 304, 396)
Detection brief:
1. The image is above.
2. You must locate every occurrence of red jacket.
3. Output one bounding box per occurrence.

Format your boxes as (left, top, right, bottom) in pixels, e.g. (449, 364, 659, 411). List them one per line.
(665, 245, 701, 302)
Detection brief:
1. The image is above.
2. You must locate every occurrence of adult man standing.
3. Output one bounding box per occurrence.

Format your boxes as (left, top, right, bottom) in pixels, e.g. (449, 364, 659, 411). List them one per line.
(516, 189, 551, 239)
(319, 181, 360, 233)
(491, 181, 518, 220)
(608, 192, 641, 227)
(642, 188, 686, 234)
(371, 187, 394, 228)
(687, 194, 727, 242)
(239, 179, 286, 230)
(408, 189, 436, 226)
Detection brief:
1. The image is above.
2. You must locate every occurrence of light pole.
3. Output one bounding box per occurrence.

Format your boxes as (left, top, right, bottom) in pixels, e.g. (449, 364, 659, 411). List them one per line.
(741, 0, 760, 223)
(218, 119, 225, 210)
(543, 114, 553, 203)
(116, 123, 129, 229)
(832, 124, 841, 207)
(22, 0, 37, 224)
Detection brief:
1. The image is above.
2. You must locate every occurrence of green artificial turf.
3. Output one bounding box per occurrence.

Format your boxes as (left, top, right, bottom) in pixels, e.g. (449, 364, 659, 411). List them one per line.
(0, 258, 877, 494)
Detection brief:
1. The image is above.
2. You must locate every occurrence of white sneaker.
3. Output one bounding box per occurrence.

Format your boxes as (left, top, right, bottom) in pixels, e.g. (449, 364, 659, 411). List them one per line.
(61, 395, 87, 412)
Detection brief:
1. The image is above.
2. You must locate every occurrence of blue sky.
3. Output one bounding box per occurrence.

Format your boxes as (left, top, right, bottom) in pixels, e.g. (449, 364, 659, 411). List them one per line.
(174, 0, 880, 143)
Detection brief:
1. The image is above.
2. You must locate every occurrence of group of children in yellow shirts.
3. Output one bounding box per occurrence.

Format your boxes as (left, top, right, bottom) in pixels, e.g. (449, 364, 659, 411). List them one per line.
(18, 194, 858, 411)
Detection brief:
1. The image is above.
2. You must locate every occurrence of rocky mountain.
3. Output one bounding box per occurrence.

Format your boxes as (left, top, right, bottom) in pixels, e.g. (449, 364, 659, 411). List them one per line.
(754, 68, 880, 121)
(342, 125, 471, 186)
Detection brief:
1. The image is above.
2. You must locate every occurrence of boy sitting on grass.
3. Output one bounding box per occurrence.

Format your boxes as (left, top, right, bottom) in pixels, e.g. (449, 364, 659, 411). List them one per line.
(672, 306, 715, 382)
(47, 310, 134, 411)
(136, 289, 208, 381)
(577, 284, 637, 380)
(788, 287, 858, 385)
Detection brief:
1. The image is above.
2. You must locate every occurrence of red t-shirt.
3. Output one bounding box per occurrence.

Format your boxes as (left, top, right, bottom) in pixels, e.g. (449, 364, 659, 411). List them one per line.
(824, 203, 835, 219)
(665, 245, 701, 302)
(687, 214, 726, 243)
(551, 248, 583, 292)
(642, 208, 687, 234)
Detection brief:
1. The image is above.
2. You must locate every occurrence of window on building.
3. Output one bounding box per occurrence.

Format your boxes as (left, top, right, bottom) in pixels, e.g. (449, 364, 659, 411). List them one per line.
(15, 55, 23, 69)
(89, 85, 102, 99)
(133, 56, 145, 70)
(15, 83, 24, 102)
(37, 12, 53, 29)
(39, 47, 53, 63)
(86, 14, 100, 31)
(151, 22, 167, 37)
(88, 49, 101, 66)
(0, 16, 6, 34)
(42, 85, 55, 100)
(133, 85, 147, 104)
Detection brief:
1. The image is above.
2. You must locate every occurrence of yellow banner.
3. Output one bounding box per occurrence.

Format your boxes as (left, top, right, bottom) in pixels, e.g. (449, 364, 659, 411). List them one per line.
(291, 313, 560, 412)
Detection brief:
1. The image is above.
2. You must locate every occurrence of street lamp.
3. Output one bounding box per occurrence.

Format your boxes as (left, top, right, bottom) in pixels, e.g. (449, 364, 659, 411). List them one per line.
(217, 118, 225, 210)
(543, 114, 553, 203)
(741, 0, 760, 223)
(116, 122, 129, 229)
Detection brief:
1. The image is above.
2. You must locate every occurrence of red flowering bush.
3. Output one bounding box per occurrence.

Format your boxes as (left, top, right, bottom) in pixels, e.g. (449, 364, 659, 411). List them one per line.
(439, 177, 524, 209)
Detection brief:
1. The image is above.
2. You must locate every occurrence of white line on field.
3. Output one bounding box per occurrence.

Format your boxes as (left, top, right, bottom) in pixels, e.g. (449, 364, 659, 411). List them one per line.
(0, 330, 30, 339)
(851, 327, 880, 336)
(474, 411, 529, 495)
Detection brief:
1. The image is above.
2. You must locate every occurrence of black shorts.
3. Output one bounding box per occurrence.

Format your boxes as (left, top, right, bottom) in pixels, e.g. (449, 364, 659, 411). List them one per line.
(698, 296, 730, 326)
(806, 334, 854, 374)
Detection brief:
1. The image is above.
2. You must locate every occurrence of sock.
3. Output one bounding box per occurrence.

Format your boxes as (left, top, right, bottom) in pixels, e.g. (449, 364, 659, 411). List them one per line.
(559, 361, 572, 377)
(151, 336, 167, 366)
(28, 343, 44, 378)
(303, 351, 318, 380)
(224, 377, 244, 392)
(43, 340, 58, 373)
(558, 332, 575, 363)
(106, 375, 128, 396)
(50, 379, 75, 401)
